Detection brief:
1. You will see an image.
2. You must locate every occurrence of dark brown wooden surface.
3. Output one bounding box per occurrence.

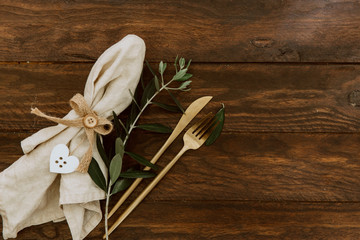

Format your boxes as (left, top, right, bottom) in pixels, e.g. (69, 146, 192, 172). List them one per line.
(7, 202, 360, 240)
(1, 0, 360, 62)
(2, 63, 360, 133)
(1, 0, 360, 239)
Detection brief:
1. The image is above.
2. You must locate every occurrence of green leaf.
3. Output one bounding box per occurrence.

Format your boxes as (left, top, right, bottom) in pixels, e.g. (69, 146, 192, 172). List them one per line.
(205, 104, 225, 146)
(111, 178, 134, 195)
(109, 154, 123, 185)
(112, 111, 121, 137)
(115, 137, 124, 157)
(126, 89, 140, 132)
(159, 61, 167, 75)
(119, 170, 156, 179)
(152, 102, 182, 113)
(178, 80, 192, 91)
(125, 102, 139, 142)
(119, 118, 127, 134)
(129, 100, 139, 125)
(129, 89, 141, 111)
(111, 167, 137, 194)
(113, 111, 128, 138)
(145, 60, 157, 78)
(154, 75, 160, 91)
(172, 69, 188, 81)
(126, 151, 160, 170)
(141, 79, 156, 107)
(179, 57, 185, 69)
(137, 123, 172, 133)
(186, 59, 192, 69)
(177, 73, 193, 82)
(167, 90, 184, 113)
(88, 158, 107, 191)
(140, 70, 145, 90)
(174, 55, 179, 73)
(96, 135, 110, 168)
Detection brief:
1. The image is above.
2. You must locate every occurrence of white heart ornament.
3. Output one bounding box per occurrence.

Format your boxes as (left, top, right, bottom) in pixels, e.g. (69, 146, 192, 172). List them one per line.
(50, 144, 80, 174)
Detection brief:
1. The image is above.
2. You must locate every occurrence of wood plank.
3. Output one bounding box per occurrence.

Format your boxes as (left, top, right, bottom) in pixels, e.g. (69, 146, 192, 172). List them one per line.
(126, 131, 360, 202)
(5, 201, 360, 239)
(1, 1, 360, 62)
(1, 63, 360, 133)
(2, 132, 360, 202)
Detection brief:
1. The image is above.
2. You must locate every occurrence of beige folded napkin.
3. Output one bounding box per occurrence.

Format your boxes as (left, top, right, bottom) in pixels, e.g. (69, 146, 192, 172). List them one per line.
(0, 34, 146, 239)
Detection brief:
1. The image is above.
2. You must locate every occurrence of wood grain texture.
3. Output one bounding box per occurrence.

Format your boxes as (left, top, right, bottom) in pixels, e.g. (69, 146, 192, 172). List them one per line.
(1, 63, 360, 133)
(1, 0, 360, 62)
(124, 131, 360, 202)
(1, 132, 360, 202)
(1, 1, 360, 238)
(5, 201, 360, 239)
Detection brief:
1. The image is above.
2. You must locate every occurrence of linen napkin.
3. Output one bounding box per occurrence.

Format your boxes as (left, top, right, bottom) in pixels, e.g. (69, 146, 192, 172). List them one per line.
(0, 34, 146, 239)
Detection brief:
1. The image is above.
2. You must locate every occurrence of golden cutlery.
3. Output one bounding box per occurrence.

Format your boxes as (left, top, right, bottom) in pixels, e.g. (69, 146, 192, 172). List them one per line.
(107, 96, 213, 219)
(105, 113, 216, 238)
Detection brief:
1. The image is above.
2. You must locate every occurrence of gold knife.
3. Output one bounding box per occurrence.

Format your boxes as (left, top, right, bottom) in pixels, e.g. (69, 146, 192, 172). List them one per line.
(107, 96, 213, 219)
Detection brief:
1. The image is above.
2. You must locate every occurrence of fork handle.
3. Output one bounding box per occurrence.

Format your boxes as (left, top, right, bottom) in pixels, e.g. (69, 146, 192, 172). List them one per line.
(106, 145, 189, 238)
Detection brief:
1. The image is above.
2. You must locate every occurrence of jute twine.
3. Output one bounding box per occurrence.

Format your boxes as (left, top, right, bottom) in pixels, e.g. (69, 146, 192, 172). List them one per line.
(31, 94, 113, 173)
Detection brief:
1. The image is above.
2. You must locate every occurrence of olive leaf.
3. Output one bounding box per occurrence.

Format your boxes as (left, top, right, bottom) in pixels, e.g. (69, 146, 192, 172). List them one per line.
(112, 111, 127, 137)
(141, 79, 156, 107)
(126, 151, 160, 170)
(96, 135, 110, 168)
(112, 111, 122, 137)
(109, 154, 122, 185)
(140, 70, 145, 90)
(186, 59, 192, 69)
(177, 73, 193, 82)
(129, 89, 141, 111)
(159, 61, 167, 75)
(136, 123, 172, 133)
(174, 55, 179, 73)
(119, 170, 156, 179)
(178, 80, 192, 91)
(154, 75, 160, 91)
(111, 178, 134, 195)
(145, 60, 157, 78)
(152, 102, 182, 113)
(115, 137, 124, 157)
(179, 57, 185, 69)
(167, 90, 184, 113)
(88, 158, 107, 191)
(172, 69, 188, 81)
(126, 95, 140, 132)
(205, 104, 225, 146)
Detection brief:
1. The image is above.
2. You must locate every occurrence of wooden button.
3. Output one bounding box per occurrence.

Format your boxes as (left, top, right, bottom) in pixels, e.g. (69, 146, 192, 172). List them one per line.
(83, 114, 98, 128)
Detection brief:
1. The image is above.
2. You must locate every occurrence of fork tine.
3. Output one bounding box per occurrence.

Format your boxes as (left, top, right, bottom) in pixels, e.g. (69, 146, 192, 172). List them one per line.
(200, 119, 219, 140)
(190, 113, 212, 133)
(194, 115, 213, 136)
(195, 116, 214, 136)
(198, 116, 218, 139)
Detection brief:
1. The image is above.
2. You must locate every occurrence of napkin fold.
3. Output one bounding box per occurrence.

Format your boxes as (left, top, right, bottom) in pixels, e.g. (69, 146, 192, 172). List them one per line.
(0, 34, 146, 239)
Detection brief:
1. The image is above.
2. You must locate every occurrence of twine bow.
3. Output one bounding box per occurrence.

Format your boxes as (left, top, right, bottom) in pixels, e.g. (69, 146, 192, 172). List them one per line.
(31, 94, 113, 173)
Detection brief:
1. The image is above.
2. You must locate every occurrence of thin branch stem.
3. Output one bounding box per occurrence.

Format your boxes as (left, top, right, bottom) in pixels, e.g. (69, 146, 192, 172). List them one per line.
(123, 79, 174, 146)
(160, 73, 164, 86)
(164, 87, 179, 91)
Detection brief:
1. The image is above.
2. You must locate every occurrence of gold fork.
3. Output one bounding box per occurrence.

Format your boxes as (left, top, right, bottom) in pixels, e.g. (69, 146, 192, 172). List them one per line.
(105, 113, 216, 238)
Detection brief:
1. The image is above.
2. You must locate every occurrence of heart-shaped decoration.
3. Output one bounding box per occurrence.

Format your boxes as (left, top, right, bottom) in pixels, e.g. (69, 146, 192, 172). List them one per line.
(50, 144, 79, 174)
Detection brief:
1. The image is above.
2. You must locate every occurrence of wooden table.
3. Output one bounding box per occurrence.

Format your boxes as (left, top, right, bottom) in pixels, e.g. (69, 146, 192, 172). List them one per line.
(2, 1, 360, 239)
